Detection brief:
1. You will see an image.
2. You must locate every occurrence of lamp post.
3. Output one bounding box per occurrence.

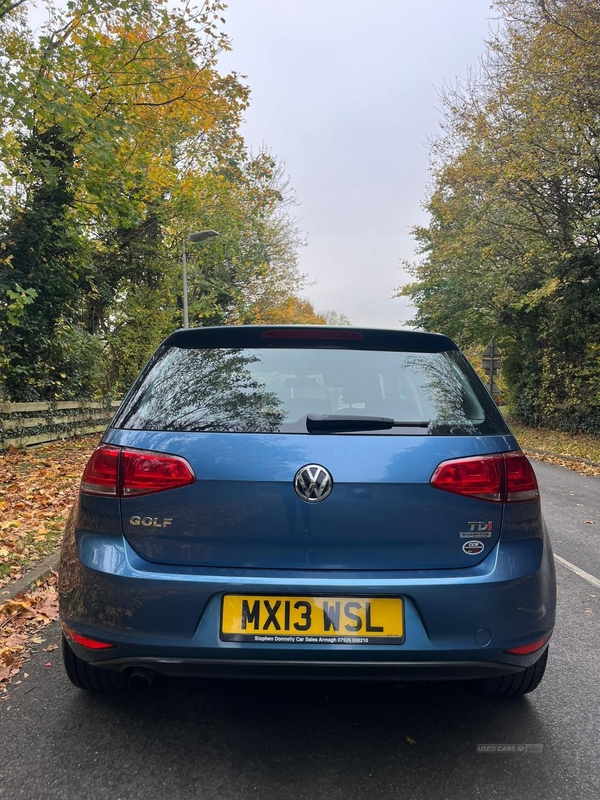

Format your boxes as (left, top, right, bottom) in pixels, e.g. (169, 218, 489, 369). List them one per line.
(182, 230, 219, 329)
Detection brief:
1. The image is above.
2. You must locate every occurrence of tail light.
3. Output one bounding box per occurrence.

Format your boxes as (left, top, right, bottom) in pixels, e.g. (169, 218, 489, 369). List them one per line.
(121, 450, 195, 496)
(80, 445, 195, 497)
(80, 446, 120, 496)
(504, 451, 539, 502)
(431, 451, 539, 503)
(430, 454, 503, 502)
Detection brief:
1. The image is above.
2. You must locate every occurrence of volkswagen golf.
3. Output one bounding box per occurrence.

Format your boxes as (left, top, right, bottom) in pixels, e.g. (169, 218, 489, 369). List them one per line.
(59, 325, 556, 696)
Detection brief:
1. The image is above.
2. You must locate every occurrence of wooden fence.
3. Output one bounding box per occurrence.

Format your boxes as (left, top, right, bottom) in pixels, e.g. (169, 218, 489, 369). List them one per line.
(0, 399, 121, 450)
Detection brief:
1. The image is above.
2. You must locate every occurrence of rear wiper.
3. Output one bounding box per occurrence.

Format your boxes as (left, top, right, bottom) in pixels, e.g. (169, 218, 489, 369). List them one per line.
(306, 414, 431, 433)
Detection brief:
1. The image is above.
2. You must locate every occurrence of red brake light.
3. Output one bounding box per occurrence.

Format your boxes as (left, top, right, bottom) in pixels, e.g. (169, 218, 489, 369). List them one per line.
(504, 451, 539, 502)
(260, 329, 364, 340)
(80, 446, 195, 497)
(430, 454, 504, 502)
(430, 451, 539, 503)
(81, 445, 120, 496)
(121, 449, 195, 496)
(505, 635, 550, 655)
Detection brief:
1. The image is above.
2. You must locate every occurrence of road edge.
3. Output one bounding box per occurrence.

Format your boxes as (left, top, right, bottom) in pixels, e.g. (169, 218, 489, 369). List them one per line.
(1, 551, 60, 600)
(522, 446, 600, 468)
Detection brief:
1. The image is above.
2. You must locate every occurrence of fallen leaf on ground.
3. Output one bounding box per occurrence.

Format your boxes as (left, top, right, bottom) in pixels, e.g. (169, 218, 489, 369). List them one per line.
(521, 448, 600, 477)
(0, 572, 59, 692)
(0, 436, 98, 587)
(508, 421, 600, 470)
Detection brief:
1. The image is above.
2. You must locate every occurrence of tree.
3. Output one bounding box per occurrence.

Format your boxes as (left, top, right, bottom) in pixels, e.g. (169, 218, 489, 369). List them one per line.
(399, 0, 600, 432)
(0, 1, 324, 400)
(0, 0, 250, 398)
(251, 296, 327, 325)
(0, 127, 86, 399)
(321, 310, 352, 326)
(0, 0, 27, 21)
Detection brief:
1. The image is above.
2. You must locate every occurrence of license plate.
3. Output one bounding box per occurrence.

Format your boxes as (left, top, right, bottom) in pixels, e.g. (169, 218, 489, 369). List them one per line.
(220, 595, 404, 644)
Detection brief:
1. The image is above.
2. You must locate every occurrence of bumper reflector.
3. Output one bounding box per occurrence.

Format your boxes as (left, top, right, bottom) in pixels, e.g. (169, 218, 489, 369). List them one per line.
(64, 627, 114, 650)
(505, 635, 550, 655)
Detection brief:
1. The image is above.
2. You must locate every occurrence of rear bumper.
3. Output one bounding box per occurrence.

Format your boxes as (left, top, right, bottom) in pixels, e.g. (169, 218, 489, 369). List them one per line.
(59, 512, 556, 680)
(86, 655, 526, 681)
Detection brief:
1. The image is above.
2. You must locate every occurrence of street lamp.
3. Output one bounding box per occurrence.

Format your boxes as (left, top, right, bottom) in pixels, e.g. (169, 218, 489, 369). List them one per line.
(182, 230, 219, 329)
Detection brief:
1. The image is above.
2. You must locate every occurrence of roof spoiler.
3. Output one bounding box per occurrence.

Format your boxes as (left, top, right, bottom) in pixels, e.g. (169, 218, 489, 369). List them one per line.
(162, 325, 458, 353)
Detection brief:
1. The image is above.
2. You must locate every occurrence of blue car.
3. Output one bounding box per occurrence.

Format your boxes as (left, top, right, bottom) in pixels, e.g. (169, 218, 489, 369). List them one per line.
(59, 325, 556, 696)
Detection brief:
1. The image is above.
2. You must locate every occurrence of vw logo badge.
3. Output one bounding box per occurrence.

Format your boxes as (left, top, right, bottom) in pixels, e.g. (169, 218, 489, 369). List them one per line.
(294, 464, 333, 503)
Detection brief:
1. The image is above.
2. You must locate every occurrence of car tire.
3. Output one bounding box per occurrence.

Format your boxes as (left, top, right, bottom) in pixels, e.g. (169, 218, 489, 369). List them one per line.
(62, 635, 128, 692)
(471, 647, 549, 697)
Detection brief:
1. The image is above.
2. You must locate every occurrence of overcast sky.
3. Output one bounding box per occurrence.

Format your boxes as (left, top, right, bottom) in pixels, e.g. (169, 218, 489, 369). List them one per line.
(220, 0, 493, 327)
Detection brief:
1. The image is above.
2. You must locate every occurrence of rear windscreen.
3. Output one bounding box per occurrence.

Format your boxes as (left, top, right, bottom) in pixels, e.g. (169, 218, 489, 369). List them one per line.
(112, 346, 509, 435)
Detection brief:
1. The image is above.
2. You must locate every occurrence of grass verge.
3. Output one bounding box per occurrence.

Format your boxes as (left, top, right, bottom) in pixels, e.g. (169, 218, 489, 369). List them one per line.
(507, 420, 600, 476)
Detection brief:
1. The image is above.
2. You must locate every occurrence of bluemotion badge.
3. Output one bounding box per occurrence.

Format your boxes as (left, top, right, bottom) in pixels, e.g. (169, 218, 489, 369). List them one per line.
(460, 521, 493, 538)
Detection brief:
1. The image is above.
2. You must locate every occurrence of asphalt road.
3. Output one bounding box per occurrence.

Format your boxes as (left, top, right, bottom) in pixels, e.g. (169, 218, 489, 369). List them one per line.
(1, 459, 599, 800)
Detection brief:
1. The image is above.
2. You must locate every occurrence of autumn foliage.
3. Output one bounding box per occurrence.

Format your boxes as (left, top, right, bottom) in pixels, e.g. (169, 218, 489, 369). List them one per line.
(0, 1, 340, 403)
(400, 0, 600, 433)
(0, 436, 97, 583)
(0, 437, 99, 691)
(0, 573, 59, 689)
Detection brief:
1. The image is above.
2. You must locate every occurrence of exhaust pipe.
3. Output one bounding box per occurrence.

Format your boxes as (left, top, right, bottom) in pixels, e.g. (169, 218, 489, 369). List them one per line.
(128, 667, 156, 693)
